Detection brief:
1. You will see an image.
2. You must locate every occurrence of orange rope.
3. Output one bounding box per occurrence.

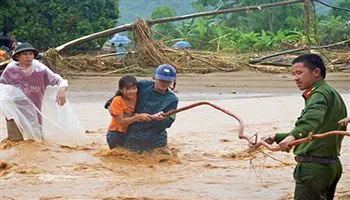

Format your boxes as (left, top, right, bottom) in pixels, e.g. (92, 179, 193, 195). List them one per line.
(255, 131, 350, 151)
(161, 101, 350, 150)
(162, 101, 256, 145)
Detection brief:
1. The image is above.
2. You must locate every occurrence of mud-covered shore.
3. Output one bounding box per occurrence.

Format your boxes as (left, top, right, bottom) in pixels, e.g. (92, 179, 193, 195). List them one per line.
(1, 71, 350, 200)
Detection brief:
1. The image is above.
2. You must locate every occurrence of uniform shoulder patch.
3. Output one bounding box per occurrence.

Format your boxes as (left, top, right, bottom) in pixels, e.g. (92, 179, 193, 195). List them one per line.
(303, 87, 316, 99)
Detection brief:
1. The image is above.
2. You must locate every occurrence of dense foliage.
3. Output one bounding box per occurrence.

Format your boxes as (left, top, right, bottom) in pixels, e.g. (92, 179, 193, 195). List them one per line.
(0, 0, 119, 51)
(1, 0, 348, 53)
(151, 0, 349, 52)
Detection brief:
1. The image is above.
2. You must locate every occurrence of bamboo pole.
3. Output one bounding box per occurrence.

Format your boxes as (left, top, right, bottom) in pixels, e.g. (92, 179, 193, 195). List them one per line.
(55, 23, 135, 53)
(148, 0, 304, 26)
(54, 0, 304, 53)
(304, 0, 312, 52)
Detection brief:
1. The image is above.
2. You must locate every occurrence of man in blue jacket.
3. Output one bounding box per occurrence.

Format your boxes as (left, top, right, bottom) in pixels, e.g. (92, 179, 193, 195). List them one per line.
(124, 64, 178, 154)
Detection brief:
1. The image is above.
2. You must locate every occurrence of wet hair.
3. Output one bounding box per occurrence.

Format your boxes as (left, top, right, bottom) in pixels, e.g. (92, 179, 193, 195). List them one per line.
(292, 54, 326, 79)
(115, 75, 137, 96)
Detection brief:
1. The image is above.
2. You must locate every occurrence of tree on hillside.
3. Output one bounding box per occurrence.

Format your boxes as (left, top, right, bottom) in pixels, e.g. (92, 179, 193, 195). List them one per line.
(151, 6, 178, 39)
(331, 0, 350, 19)
(317, 0, 350, 45)
(192, 0, 304, 33)
(0, 0, 119, 51)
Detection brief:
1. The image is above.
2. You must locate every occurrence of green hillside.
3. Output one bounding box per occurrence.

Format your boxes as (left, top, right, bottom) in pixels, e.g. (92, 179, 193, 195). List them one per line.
(118, 0, 196, 25)
(315, 0, 337, 16)
(118, 0, 337, 25)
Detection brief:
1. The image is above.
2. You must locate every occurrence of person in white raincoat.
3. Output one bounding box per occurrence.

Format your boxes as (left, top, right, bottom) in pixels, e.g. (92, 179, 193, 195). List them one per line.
(0, 43, 71, 143)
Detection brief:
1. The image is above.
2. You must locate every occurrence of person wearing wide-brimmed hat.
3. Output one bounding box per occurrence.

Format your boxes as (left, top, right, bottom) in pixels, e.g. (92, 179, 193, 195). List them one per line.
(0, 43, 68, 141)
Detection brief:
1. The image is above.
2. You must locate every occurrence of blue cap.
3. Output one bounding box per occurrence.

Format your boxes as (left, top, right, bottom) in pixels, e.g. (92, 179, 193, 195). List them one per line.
(155, 64, 176, 81)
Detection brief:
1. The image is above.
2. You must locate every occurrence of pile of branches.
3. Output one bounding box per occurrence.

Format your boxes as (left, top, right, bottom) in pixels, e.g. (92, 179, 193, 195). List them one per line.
(40, 19, 246, 76)
(36, 18, 349, 76)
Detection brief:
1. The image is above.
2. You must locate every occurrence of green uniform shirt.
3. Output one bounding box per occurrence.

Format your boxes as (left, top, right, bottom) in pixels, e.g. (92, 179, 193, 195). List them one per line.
(275, 80, 347, 157)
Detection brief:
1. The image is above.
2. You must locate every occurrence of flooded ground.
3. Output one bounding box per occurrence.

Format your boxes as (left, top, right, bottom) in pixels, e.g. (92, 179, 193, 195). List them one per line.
(1, 71, 350, 200)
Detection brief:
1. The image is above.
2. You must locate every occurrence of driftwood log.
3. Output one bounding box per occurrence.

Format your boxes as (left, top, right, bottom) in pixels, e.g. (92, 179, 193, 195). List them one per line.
(249, 39, 350, 65)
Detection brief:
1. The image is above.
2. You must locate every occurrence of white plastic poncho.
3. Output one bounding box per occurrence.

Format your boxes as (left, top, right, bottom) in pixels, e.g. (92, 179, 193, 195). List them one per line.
(0, 60, 88, 146)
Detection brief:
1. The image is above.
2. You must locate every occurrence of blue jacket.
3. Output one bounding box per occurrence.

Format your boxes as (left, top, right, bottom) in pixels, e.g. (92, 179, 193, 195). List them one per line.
(124, 80, 178, 151)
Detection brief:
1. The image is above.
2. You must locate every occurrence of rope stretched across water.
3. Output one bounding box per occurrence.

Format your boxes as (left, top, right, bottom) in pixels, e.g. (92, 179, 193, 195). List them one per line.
(256, 131, 350, 151)
(162, 101, 349, 150)
(162, 101, 257, 145)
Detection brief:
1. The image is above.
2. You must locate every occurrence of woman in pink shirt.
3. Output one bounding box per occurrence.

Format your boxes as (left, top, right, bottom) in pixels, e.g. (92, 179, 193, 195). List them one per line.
(0, 43, 68, 141)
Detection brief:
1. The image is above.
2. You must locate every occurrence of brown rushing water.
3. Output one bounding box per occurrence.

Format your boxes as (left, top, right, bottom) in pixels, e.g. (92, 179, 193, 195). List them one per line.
(1, 72, 350, 200)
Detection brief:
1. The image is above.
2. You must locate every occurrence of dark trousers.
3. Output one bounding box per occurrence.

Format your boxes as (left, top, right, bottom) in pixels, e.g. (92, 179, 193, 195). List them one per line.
(5, 119, 24, 141)
(294, 158, 342, 200)
(106, 131, 126, 149)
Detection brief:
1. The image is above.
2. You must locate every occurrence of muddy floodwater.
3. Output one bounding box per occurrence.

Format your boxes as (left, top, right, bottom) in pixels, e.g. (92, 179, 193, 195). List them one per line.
(1, 72, 350, 200)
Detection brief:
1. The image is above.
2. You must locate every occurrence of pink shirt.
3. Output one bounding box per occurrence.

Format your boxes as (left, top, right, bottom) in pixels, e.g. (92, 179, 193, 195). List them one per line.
(0, 59, 66, 110)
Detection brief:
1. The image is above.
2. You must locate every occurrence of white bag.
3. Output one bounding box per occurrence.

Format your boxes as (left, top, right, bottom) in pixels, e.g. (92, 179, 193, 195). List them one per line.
(0, 83, 89, 146)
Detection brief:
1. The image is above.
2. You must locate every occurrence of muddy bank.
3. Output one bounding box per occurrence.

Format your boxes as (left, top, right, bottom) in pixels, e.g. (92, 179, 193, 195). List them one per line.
(1, 71, 350, 200)
(67, 71, 350, 94)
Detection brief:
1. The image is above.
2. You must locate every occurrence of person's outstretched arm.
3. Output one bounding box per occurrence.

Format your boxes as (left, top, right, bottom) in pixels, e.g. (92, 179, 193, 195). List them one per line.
(338, 117, 350, 126)
(271, 92, 328, 152)
(110, 97, 152, 125)
(40, 60, 68, 106)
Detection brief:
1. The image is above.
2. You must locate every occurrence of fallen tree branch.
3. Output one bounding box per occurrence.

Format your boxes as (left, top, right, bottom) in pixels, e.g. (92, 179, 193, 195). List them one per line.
(186, 51, 235, 72)
(68, 72, 124, 76)
(95, 52, 131, 58)
(55, 0, 304, 53)
(259, 62, 291, 67)
(55, 23, 135, 53)
(101, 65, 136, 76)
(148, 0, 304, 26)
(249, 39, 350, 64)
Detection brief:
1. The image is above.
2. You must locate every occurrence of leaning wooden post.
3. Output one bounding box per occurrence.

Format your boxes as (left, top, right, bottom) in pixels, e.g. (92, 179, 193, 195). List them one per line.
(54, 0, 304, 54)
(304, 0, 312, 52)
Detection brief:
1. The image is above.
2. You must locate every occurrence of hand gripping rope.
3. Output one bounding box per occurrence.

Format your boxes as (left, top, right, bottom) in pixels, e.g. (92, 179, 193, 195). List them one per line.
(255, 131, 350, 151)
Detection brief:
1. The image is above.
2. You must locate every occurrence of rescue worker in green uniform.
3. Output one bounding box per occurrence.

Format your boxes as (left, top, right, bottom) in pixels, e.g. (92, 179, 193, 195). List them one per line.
(263, 54, 347, 200)
(124, 64, 178, 154)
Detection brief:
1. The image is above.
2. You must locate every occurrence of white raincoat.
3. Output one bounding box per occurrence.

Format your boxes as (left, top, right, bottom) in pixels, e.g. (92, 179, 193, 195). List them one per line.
(0, 60, 88, 146)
